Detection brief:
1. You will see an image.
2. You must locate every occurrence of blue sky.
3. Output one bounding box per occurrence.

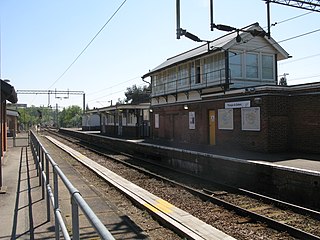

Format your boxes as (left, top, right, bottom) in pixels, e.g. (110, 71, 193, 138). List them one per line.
(1, 0, 319, 109)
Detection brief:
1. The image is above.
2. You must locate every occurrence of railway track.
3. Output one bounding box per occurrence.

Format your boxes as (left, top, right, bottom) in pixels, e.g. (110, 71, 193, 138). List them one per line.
(44, 129, 320, 239)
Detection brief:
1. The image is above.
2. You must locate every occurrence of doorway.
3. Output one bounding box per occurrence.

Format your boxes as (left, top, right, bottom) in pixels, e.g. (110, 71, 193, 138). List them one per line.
(209, 110, 216, 145)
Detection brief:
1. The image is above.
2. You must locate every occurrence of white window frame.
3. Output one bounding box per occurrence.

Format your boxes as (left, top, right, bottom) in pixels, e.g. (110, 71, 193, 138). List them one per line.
(229, 51, 243, 79)
(261, 54, 275, 80)
(245, 52, 259, 79)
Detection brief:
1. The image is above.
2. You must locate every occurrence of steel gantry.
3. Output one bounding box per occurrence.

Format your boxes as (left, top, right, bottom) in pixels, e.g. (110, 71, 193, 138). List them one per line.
(16, 89, 86, 113)
(176, 0, 320, 40)
(264, 0, 320, 12)
(264, 0, 320, 38)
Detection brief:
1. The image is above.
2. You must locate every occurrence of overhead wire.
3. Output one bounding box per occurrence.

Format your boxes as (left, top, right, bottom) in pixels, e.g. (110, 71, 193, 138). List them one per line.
(84, 4, 319, 105)
(48, 0, 128, 89)
(87, 82, 147, 104)
(271, 12, 313, 26)
(88, 23, 320, 105)
(279, 53, 320, 65)
(86, 75, 141, 96)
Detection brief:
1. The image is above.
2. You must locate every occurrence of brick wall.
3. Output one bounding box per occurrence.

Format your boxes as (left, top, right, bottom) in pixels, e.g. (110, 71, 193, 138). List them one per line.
(289, 93, 320, 153)
(150, 84, 320, 153)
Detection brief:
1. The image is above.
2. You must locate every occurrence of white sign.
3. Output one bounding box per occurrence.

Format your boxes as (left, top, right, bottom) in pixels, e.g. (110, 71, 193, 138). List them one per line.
(189, 112, 195, 129)
(225, 100, 250, 109)
(218, 109, 234, 130)
(241, 107, 260, 131)
(155, 114, 159, 129)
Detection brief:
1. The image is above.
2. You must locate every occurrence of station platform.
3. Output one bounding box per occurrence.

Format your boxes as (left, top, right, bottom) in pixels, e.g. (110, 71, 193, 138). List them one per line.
(74, 129, 320, 172)
(0, 133, 148, 239)
(141, 138, 320, 172)
(0, 135, 55, 239)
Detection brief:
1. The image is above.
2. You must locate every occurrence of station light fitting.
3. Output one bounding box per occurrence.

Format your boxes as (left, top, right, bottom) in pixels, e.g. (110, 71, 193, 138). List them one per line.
(178, 28, 202, 42)
(212, 23, 267, 43)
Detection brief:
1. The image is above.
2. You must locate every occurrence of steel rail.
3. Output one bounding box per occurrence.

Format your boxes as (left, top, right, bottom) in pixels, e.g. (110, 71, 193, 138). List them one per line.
(48, 129, 320, 240)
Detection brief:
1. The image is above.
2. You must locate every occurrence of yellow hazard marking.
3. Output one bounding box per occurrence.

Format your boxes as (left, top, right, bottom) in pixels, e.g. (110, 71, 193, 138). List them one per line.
(144, 198, 173, 214)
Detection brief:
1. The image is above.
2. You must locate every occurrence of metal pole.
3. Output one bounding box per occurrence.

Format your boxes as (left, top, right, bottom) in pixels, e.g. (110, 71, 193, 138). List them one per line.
(45, 154, 51, 221)
(210, 0, 214, 31)
(83, 93, 86, 114)
(41, 151, 45, 198)
(176, 0, 181, 39)
(72, 197, 80, 240)
(267, 0, 271, 38)
(53, 166, 60, 240)
(56, 103, 58, 129)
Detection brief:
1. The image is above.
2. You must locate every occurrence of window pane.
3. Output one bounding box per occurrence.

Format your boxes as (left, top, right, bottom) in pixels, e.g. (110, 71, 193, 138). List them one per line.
(229, 52, 242, 78)
(246, 53, 258, 78)
(262, 55, 273, 68)
(262, 68, 273, 79)
(229, 53, 241, 65)
(246, 54, 258, 66)
(247, 66, 258, 78)
(231, 65, 242, 78)
(262, 55, 273, 79)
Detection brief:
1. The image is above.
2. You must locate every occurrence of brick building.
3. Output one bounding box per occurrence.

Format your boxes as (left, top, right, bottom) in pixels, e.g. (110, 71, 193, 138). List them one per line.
(150, 83, 319, 153)
(142, 23, 319, 153)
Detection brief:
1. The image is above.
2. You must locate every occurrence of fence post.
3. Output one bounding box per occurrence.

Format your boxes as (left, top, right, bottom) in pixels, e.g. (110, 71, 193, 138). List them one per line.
(72, 197, 80, 240)
(39, 148, 43, 186)
(13, 130, 16, 147)
(45, 154, 51, 221)
(53, 165, 60, 240)
(41, 150, 45, 198)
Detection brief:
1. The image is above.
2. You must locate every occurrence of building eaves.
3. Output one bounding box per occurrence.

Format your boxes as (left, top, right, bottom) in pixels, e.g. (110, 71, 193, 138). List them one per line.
(1, 80, 18, 103)
(142, 23, 290, 79)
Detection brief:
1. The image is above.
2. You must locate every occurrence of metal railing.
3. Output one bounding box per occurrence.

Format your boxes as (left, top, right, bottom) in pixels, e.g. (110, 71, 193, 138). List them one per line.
(151, 68, 229, 97)
(29, 130, 115, 240)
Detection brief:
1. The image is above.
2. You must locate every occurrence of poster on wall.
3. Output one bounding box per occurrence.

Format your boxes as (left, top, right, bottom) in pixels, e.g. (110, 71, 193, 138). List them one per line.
(218, 109, 234, 130)
(189, 112, 195, 129)
(241, 107, 260, 131)
(155, 114, 159, 129)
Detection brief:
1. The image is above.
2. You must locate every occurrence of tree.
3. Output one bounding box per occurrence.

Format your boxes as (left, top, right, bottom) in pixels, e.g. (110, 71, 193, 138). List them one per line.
(18, 105, 51, 130)
(124, 84, 150, 104)
(59, 105, 83, 128)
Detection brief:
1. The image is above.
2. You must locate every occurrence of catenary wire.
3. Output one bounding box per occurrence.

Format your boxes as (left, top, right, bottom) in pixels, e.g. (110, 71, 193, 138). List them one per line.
(279, 53, 320, 65)
(97, 8, 315, 99)
(271, 12, 313, 26)
(47, 0, 128, 90)
(106, 27, 320, 104)
(87, 82, 147, 104)
(86, 76, 140, 96)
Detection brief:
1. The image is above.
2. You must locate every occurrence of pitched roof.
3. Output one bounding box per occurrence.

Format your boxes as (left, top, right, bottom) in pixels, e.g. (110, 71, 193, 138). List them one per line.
(1, 80, 18, 103)
(142, 23, 290, 79)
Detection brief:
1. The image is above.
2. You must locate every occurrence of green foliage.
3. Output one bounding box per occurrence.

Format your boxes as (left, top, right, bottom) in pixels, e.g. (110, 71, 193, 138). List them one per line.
(59, 105, 83, 128)
(124, 84, 150, 104)
(18, 105, 53, 129)
(17, 105, 82, 129)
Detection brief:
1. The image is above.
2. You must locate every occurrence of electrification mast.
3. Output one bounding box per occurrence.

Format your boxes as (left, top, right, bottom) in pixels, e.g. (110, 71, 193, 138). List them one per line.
(264, 0, 320, 37)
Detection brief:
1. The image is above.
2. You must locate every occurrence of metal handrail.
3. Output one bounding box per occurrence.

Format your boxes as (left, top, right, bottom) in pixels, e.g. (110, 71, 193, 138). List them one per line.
(29, 130, 115, 240)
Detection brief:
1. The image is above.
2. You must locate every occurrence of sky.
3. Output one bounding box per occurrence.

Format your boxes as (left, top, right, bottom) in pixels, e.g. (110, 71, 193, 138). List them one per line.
(1, 0, 319, 109)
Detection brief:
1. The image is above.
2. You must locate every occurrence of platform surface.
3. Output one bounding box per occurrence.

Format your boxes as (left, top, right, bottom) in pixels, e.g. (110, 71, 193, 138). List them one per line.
(0, 133, 148, 239)
(47, 135, 235, 240)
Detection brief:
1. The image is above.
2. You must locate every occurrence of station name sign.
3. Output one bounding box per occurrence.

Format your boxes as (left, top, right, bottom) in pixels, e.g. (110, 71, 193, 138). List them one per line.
(225, 100, 250, 109)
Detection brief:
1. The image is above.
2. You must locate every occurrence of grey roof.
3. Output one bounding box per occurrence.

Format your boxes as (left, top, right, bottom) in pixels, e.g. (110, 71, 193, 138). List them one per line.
(7, 110, 19, 117)
(142, 23, 290, 78)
